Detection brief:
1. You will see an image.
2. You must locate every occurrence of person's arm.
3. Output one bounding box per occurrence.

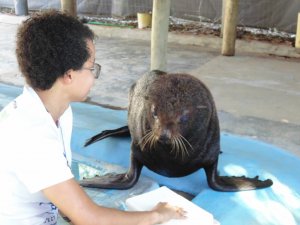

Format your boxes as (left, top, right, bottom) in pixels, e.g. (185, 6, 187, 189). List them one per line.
(43, 178, 185, 225)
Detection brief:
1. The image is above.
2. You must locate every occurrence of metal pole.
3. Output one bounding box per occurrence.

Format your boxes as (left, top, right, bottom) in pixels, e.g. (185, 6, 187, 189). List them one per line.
(14, 0, 28, 16)
(150, 0, 171, 71)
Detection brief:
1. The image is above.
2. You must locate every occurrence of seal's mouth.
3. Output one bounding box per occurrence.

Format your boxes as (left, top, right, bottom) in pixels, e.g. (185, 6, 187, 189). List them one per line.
(157, 140, 172, 146)
(139, 130, 193, 160)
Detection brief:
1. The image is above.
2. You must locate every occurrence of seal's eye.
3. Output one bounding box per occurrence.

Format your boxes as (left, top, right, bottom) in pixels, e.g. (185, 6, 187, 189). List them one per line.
(179, 110, 189, 123)
(152, 109, 158, 119)
(180, 114, 188, 123)
(151, 105, 158, 119)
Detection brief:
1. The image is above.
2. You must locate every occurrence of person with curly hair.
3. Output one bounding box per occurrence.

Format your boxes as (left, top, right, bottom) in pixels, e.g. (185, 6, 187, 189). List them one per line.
(0, 10, 185, 225)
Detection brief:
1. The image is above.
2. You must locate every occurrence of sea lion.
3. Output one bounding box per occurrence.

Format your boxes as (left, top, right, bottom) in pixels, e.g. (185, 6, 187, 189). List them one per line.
(79, 70, 273, 191)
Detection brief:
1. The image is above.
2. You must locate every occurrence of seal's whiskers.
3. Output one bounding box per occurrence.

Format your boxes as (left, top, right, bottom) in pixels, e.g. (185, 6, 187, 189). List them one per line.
(150, 134, 157, 150)
(140, 130, 156, 151)
(178, 137, 188, 159)
(171, 138, 180, 158)
(179, 134, 193, 152)
(170, 134, 192, 160)
(139, 131, 152, 150)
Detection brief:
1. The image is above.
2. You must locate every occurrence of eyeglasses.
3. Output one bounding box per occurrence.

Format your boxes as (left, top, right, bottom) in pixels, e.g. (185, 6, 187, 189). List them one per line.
(81, 63, 101, 79)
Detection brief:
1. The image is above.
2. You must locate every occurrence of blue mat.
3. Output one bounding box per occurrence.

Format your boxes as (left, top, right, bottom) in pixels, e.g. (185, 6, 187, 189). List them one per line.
(1, 83, 300, 225)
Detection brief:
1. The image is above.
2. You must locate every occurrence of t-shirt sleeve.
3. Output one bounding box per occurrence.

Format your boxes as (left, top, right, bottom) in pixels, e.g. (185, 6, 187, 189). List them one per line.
(13, 135, 74, 194)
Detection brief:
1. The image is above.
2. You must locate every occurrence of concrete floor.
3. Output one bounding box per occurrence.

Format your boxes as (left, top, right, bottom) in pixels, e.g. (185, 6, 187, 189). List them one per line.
(0, 13, 299, 157)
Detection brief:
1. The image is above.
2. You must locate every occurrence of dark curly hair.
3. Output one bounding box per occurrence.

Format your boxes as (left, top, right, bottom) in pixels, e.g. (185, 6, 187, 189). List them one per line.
(16, 10, 95, 90)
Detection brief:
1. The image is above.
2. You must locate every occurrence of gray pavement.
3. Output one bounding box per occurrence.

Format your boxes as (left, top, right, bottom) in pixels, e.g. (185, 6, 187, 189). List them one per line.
(0, 13, 299, 157)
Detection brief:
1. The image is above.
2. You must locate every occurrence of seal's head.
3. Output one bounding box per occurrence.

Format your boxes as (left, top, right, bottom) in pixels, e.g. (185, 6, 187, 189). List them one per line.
(139, 73, 213, 160)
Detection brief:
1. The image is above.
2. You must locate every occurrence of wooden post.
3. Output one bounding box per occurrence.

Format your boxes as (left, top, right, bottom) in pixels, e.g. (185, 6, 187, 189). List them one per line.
(150, 0, 171, 71)
(220, 0, 226, 37)
(296, 12, 300, 49)
(221, 0, 239, 56)
(60, 0, 77, 17)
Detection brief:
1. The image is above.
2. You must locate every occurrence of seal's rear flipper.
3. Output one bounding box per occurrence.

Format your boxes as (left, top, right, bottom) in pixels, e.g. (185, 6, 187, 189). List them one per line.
(84, 125, 129, 147)
(204, 160, 273, 192)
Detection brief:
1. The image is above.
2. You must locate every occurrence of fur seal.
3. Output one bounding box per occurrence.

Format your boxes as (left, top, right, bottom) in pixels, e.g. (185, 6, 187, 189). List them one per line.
(79, 70, 273, 191)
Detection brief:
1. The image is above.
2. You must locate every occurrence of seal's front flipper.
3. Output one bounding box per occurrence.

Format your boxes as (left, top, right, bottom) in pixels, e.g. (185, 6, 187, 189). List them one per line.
(78, 158, 142, 190)
(78, 173, 136, 189)
(84, 125, 129, 147)
(204, 160, 273, 192)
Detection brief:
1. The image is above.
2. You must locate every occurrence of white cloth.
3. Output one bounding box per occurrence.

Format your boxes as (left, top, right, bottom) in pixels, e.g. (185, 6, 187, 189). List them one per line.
(0, 86, 74, 225)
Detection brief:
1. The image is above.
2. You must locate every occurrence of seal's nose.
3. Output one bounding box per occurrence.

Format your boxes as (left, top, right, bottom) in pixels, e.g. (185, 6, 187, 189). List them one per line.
(159, 134, 169, 142)
(158, 129, 171, 143)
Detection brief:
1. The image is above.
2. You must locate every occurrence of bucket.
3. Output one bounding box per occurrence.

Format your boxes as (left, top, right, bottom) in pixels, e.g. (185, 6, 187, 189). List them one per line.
(137, 12, 152, 29)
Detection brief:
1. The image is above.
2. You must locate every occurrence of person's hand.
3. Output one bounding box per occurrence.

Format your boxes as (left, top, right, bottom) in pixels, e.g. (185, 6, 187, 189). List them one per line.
(152, 202, 186, 224)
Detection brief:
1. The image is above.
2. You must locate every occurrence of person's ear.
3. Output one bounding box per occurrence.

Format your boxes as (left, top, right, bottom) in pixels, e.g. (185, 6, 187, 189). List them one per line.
(63, 69, 74, 84)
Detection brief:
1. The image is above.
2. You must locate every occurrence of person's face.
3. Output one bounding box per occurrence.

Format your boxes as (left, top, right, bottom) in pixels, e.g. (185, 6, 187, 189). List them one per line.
(70, 39, 96, 102)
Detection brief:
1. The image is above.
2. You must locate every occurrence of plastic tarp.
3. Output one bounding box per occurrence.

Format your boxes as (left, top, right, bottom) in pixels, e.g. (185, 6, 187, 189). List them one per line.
(0, 0, 299, 32)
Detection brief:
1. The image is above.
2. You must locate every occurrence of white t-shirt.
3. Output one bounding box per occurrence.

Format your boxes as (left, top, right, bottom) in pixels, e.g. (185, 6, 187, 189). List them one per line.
(0, 86, 74, 225)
